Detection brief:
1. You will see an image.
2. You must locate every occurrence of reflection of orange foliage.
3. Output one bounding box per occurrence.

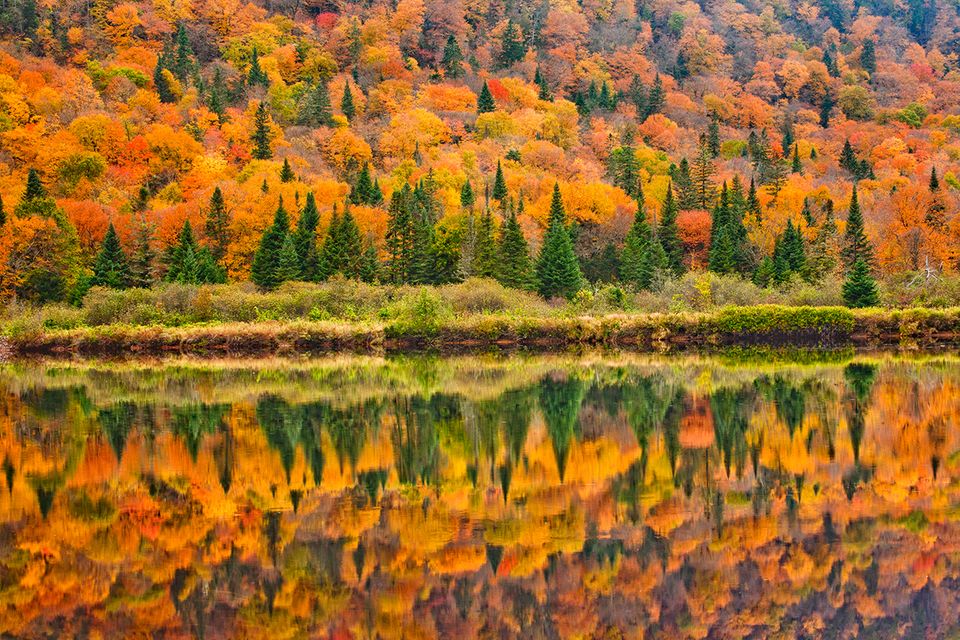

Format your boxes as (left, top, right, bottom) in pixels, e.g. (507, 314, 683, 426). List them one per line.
(680, 396, 714, 449)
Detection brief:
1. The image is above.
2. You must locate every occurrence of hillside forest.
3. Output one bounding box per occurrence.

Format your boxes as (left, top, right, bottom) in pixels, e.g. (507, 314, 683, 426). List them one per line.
(0, 0, 955, 306)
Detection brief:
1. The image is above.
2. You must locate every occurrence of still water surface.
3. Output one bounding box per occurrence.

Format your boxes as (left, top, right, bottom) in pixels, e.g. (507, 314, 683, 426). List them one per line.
(1, 352, 959, 638)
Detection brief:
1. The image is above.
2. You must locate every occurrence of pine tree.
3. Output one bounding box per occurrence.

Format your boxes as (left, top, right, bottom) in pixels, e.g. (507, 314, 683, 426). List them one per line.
(24, 168, 45, 201)
(620, 187, 665, 290)
(819, 91, 834, 128)
(460, 180, 475, 210)
(299, 81, 333, 126)
(280, 159, 294, 183)
(536, 184, 583, 299)
(338, 204, 364, 278)
(673, 158, 697, 210)
(497, 206, 534, 289)
(628, 74, 647, 116)
(208, 67, 228, 122)
(386, 185, 416, 283)
(843, 259, 880, 307)
(340, 82, 356, 121)
(154, 51, 176, 103)
(251, 102, 273, 160)
(91, 223, 130, 289)
(809, 199, 839, 279)
(128, 214, 156, 288)
(707, 112, 721, 158)
(441, 35, 465, 78)
(491, 161, 508, 201)
(780, 111, 795, 156)
(645, 74, 665, 118)
(274, 233, 301, 283)
(692, 138, 717, 209)
(499, 20, 526, 67)
(350, 163, 376, 205)
(609, 139, 640, 197)
(477, 81, 495, 114)
(204, 186, 230, 263)
(753, 255, 774, 287)
(791, 144, 802, 173)
(781, 219, 806, 274)
(251, 198, 290, 289)
(359, 240, 379, 283)
(248, 48, 268, 86)
(658, 185, 685, 276)
(535, 66, 552, 100)
(927, 166, 946, 228)
(294, 192, 321, 281)
(474, 209, 498, 278)
(860, 39, 876, 75)
(165, 220, 225, 285)
(841, 185, 874, 268)
(172, 24, 193, 81)
(839, 139, 859, 174)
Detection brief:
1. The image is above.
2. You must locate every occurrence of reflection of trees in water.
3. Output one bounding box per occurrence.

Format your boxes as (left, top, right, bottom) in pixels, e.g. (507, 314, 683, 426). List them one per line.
(391, 395, 446, 485)
(171, 403, 228, 461)
(844, 362, 877, 465)
(538, 372, 586, 483)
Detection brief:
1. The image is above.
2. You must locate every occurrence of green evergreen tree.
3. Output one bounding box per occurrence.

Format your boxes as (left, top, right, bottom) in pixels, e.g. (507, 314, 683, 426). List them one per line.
(658, 185, 685, 276)
(707, 112, 721, 158)
(673, 158, 697, 210)
(350, 163, 376, 205)
(791, 144, 802, 173)
(491, 161, 508, 201)
(164, 220, 225, 285)
(251, 198, 290, 289)
(609, 139, 640, 197)
(842, 259, 880, 307)
(441, 35, 465, 78)
(841, 185, 874, 268)
(386, 185, 417, 283)
(691, 137, 717, 209)
(24, 167, 45, 201)
(927, 166, 946, 228)
(820, 91, 834, 128)
(497, 206, 534, 289)
(248, 48, 269, 86)
(477, 81, 495, 114)
(251, 102, 273, 160)
(128, 214, 156, 288)
(474, 209, 498, 278)
(460, 180, 475, 209)
(204, 186, 230, 263)
(536, 184, 583, 298)
(280, 158, 294, 183)
(340, 82, 356, 121)
(359, 240, 379, 283)
(172, 23, 194, 81)
(294, 192, 321, 281)
(299, 81, 333, 126)
(619, 186, 665, 290)
(91, 223, 130, 289)
(808, 199, 839, 279)
(860, 39, 877, 75)
(274, 233, 301, 283)
(645, 74, 665, 118)
(535, 66, 552, 100)
(780, 111, 795, 156)
(499, 20, 526, 67)
(753, 255, 775, 287)
(154, 52, 175, 103)
(208, 67, 228, 122)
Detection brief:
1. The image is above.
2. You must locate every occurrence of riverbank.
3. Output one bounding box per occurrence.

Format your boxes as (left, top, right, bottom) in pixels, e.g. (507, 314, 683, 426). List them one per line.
(6, 305, 960, 357)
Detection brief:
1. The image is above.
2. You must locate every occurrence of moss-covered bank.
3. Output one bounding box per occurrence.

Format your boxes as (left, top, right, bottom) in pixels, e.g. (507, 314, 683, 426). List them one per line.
(6, 305, 960, 357)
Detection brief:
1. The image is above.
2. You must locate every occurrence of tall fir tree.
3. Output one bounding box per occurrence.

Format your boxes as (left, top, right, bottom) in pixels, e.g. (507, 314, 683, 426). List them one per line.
(251, 198, 291, 289)
(477, 81, 495, 114)
(474, 209, 498, 278)
(128, 214, 156, 288)
(164, 220, 225, 284)
(499, 20, 526, 67)
(385, 185, 417, 283)
(340, 82, 355, 121)
(280, 158, 294, 183)
(441, 35, 465, 78)
(204, 186, 230, 263)
(294, 192, 321, 281)
(707, 112, 721, 158)
(645, 74, 665, 118)
(91, 223, 130, 289)
(620, 186, 666, 290)
(248, 48, 268, 86)
(274, 233, 301, 283)
(491, 161, 508, 201)
(460, 180, 475, 210)
(251, 102, 273, 160)
(658, 185, 685, 276)
(536, 184, 583, 299)
(843, 259, 880, 307)
(841, 185, 874, 268)
(350, 163, 376, 205)
(497, 205, 534, 289)
(299, 81, 333, 126)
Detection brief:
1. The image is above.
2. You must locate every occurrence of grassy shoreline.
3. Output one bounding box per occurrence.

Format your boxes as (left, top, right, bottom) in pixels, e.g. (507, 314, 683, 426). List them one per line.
(7, 305, 960, 357)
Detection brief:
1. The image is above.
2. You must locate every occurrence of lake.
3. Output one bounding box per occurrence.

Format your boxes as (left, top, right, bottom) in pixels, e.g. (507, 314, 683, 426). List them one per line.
(1, 352, 958, 638)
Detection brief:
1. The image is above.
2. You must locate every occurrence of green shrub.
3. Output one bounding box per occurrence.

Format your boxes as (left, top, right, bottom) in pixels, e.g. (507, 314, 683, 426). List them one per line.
(387, 288, 454, 336)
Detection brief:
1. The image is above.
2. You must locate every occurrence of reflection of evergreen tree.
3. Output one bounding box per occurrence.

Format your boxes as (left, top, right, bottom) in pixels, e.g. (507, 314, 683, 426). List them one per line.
(501, 388, 533, 465)
(327, 400, 379, 475)
(171, 403, 227, 461)
(28, 470, 66, 519)
(213, 422, 234, 494)
(257, 395, 304, 482)
(710, 386, 752, 477)
(538, 373, 586, 482)
(392, 396, 442, 485)
(98, 401, 137, 462)
(843, 363, 877, 463)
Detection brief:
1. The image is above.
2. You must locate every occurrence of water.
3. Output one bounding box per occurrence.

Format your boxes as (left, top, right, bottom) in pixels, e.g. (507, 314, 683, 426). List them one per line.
(1, 352, 959, 638)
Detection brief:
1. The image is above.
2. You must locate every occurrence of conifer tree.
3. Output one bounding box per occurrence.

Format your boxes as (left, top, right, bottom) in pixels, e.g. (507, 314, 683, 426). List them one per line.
(707, 112, 721, 158)
(172, 24, 194, 81)
(809, 199, 839, 279)
(860, 39, 877, 75)
(620, 187, 665, 290)
(338, 204, 364, 278)
(248, 48, 268, 86)
(841, 185, 874, 268)
(499, 20, 526, 67)
(340, 82, 355, 120)
(497, 206, 534, 289)
(460, 180, 475, 209)
(609, 139, 640, 197)
(251, 102, 273, 160)
(491, 161, 508, 201)
(927, 166, 946, 228)
(294, 192, 321, 281)
(299, 81, 333, 126)
(350, 163, 376, 205)
(477, 81, 495, 114)
(628, 74, 647, 115)
(474, 209, 498, 278)
(753, 255, 775, 287)
(441, 35, 465, 78)
(154, 52, 176, 103)
(208, 67, 228, 122)
(746, 176, 761, 222)
(673, 158, 697, 210)
(645, 74, 665, 117)
(204, 186, 230, 263)
(658, 185, 685, 276)
(165, 220, 225, 284)
(128, 215, 156, 288)
(251, 198, 290, 289)
(536, 184, 583, 298)
(535, 66, 552, 100)
(820, 91, 834, 128)
(791, 144, 802, 173)
(386, 185, 416, 283)
(274, 233, 301, 283)
(280, 158, 294, 183)
(692, 137, 717, 209)
(91, 223, 130, 289)
(780, 111, 795, 155)
(359, 240, 379, 283)
(843, 259, 880, 307)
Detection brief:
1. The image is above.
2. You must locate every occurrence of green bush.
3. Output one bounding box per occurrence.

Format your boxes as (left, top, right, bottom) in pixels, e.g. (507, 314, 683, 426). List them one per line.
(387, 288, 454, 336)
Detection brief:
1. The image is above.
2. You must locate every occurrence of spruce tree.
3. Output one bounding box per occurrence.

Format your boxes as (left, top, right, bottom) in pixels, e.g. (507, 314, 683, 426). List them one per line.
(128, 215, 156, 288)
(91, 223, 130, 289)
(491, 161, 508, 201)
(477, 81, 495, 114)
(338, 204, 364, 278)
(673, 158, 697, 210)
(927, 167, 946, 228)
(620, 187, 664, 290)
(340, 83, 355, 121)
(248, 48, 268, 87)
(460, 180, 475, 209)
(474, 209, 498, 278)
(658, 185, 685, 276)
(843, 259, 880, 307)
(300, 81, 333, 126)
(707, 112, 721, 158)
(535, 66, 552, 100)
(24, 168, 45, 201)
(251, 198, 291, 289)
(692, 137, 717, 209)
(441, 35, 465, 78)
(165, 220, 225, 285)
(251, 102, 273, 160)
(791, 144, 802, 173)
(386, 185, 416, 283)
(860, 39, 876, 75)
(280, 158, 294, 183)
(497, 206, 534, 289)
(204, 186, 230, 263)
(359, 240, 379, 283)
(172, 24, 194, 81)
(753, 256, 775, 287)
(274, 233, 301, 283)
(645, 74, 665, 118)
(294, 192, 321, 281)
(208, 67, 228, 123)
(154, 53, 175, 103)
(536, 184, 583, 298)
(350, 163, 376, 205)
(841, 185, 874, 268)
(499, 20, 526, 67)
(820, 91, 834, 128)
